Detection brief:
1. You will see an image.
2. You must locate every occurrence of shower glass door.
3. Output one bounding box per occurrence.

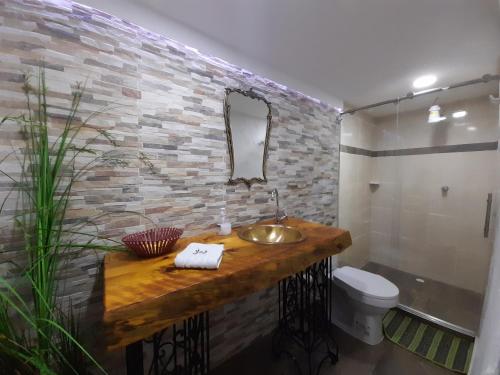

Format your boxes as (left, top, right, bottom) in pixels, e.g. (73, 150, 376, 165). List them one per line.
(338, 81, 499, 335)
(374, 84, 498, 334)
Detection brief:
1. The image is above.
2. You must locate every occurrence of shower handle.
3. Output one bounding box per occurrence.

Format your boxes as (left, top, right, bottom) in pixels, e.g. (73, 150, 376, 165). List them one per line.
(484, 193, 493, 238)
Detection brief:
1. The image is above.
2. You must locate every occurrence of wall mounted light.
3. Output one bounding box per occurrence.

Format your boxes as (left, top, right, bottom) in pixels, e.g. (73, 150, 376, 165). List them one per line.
(428, 105, 446, 123)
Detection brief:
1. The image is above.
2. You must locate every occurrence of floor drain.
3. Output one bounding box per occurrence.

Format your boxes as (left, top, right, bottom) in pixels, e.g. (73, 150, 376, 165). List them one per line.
(416, 278, 425, 283)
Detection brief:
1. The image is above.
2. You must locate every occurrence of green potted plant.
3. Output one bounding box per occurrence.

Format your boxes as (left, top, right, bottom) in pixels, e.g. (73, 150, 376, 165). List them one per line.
(0, 67, 142, 374)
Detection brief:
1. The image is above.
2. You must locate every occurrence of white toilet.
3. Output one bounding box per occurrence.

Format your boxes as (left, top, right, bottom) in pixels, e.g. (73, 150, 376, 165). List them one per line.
(331, 266, 399, 345)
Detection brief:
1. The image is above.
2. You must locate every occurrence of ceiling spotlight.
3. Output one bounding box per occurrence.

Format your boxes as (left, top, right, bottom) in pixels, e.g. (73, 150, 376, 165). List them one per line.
(452, 110, 467, 119)
(428, 105, 446, 123)
(413, 74, 437, 89)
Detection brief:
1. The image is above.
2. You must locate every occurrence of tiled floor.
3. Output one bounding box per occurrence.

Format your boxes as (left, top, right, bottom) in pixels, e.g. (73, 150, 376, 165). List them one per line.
(362, 262, 483, 333)
(212, 326, 454, 375)
(212, 261, 480, 375)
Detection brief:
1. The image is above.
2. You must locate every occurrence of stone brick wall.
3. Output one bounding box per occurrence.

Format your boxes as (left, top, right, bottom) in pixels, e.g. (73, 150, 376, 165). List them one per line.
(0, 0, 340, 370)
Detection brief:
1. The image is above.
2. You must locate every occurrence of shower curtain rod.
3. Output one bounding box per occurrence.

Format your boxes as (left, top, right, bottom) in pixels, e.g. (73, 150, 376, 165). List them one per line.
(339, 73, 500, 117)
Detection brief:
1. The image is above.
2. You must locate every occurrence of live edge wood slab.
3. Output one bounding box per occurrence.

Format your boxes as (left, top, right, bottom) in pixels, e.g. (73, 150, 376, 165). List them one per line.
(103, 218, 352, 350)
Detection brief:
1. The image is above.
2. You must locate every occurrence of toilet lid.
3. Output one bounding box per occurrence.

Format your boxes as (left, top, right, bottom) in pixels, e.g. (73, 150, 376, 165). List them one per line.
(333, 266, 399, 300)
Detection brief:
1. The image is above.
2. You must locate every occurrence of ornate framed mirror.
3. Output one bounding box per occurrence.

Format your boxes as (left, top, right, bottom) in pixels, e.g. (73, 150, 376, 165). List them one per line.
(223, 88, 272, 188)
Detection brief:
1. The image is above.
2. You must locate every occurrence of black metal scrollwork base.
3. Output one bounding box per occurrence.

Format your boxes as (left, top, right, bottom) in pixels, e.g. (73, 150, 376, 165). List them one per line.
(272, 258, 338, 375)
(126, 312, 210, 375)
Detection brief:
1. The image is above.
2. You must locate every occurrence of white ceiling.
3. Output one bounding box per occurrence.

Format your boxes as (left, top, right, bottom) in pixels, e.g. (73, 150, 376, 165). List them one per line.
(138, 0, 500, 113)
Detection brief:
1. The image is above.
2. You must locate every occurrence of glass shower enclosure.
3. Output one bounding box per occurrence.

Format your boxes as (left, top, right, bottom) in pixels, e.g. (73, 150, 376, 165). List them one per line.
(338, 78, 499, 336)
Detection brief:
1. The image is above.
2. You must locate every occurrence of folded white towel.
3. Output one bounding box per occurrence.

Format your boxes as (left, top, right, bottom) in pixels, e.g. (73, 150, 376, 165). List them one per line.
(174, 243, 225, 270)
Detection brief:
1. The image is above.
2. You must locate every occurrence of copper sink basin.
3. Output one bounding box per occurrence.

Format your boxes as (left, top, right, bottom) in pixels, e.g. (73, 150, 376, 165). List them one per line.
(237, 224, 305, 245)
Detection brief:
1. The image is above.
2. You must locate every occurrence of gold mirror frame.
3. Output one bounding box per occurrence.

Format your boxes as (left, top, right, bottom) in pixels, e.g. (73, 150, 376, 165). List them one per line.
(223, 88, 272, 188)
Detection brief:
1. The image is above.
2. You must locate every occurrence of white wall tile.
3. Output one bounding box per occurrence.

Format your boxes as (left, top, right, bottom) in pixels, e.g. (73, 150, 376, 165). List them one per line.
(341, 95, 498, 293)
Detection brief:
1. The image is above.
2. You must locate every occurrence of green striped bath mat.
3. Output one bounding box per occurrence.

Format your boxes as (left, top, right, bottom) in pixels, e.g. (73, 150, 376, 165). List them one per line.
(383, 309, 474, 374)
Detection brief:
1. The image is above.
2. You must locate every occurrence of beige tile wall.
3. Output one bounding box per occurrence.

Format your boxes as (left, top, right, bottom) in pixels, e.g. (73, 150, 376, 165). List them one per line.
(338, 113, 375, 267)
(370, 152, 498, 292)
(340, 95, 498, 293)
(370, 96, 499, 293)
(374, 96, 499, 150)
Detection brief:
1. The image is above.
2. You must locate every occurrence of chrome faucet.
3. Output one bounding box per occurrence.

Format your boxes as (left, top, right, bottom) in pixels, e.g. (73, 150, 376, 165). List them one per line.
(271, 188, 287, 224)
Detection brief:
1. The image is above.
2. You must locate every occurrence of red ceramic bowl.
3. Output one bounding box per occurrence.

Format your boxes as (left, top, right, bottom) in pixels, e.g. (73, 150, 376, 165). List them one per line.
(122, 227, 183, 258)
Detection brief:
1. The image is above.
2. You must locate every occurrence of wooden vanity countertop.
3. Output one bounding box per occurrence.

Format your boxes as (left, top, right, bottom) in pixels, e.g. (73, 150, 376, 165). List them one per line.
(102, 217, 352, 350)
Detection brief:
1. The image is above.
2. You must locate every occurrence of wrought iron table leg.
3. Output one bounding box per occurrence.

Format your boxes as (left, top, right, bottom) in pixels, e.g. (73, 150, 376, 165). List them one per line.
(126, 340, 144, 375)
(272, 258, 339, 375)
(126, 311, 210, 375)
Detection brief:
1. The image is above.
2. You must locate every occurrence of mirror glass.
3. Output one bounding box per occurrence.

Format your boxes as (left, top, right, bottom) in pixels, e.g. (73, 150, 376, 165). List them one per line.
(224, 89, 272, 187)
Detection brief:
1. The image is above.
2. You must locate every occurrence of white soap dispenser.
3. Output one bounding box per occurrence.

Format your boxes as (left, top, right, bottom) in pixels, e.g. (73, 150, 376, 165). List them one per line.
(217, 207, 232, 236)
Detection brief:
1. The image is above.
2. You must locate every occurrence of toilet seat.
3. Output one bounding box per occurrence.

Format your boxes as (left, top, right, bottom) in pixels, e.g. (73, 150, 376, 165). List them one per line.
(333, 266, 399, 307)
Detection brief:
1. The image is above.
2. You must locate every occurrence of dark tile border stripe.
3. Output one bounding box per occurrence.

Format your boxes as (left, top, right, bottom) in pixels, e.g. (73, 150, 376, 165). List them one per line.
(341, 141, 498, 157)
(340, 144, 376, 157)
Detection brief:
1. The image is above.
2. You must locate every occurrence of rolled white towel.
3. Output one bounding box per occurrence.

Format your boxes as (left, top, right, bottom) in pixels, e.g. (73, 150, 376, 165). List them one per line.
(174, 243, 224, 270)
